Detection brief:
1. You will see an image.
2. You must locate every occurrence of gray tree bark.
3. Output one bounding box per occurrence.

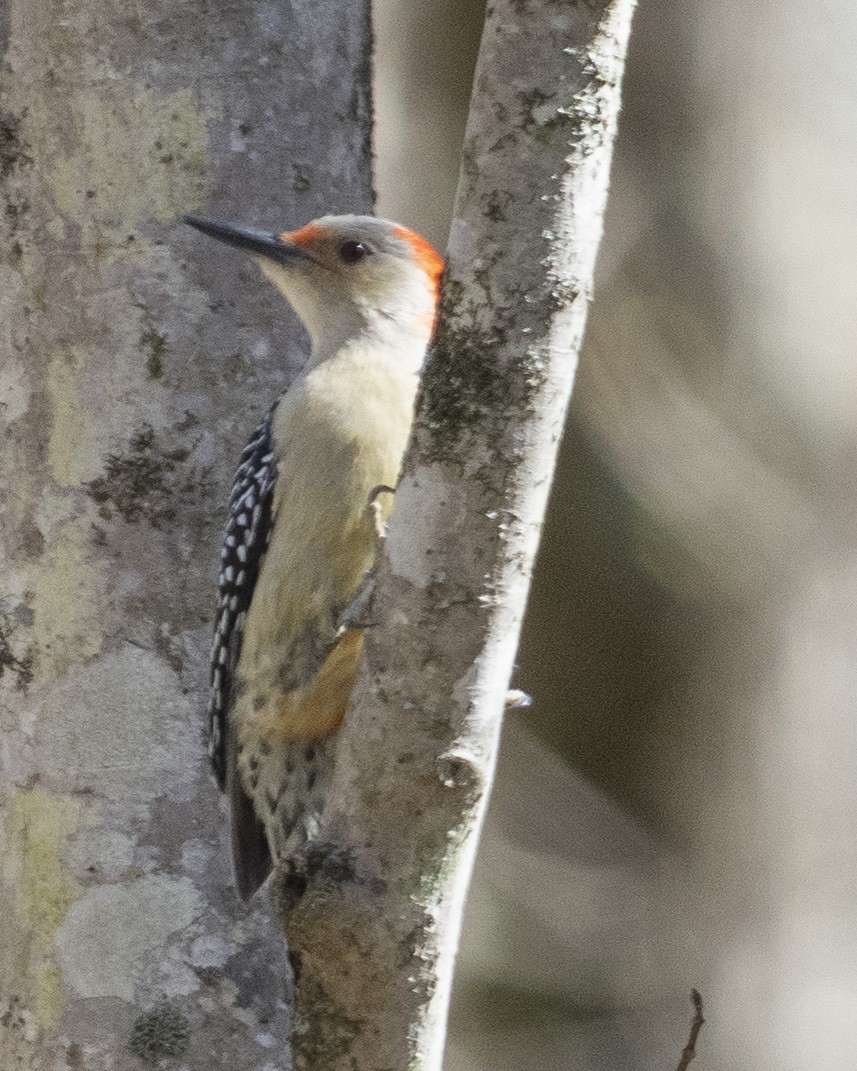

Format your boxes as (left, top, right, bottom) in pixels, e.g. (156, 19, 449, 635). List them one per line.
(283, 2, 637, 1069)
(0, 2, 371, 1068)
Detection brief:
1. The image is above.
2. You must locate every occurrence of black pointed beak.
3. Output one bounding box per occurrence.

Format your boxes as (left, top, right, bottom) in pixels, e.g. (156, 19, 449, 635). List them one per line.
(183, 214, 310, 265)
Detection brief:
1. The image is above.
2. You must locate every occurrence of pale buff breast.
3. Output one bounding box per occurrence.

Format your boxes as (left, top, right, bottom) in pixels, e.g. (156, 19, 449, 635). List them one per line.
(235, 341, 419, 743)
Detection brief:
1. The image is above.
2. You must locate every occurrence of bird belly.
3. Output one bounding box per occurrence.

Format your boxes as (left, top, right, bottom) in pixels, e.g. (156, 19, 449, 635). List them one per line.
(245, 628, 364, 742)
(234, 348, 416, 745)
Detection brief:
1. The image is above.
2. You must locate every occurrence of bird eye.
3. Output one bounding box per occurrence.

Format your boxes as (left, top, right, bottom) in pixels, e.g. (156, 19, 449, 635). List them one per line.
(338, 240, 372, 265)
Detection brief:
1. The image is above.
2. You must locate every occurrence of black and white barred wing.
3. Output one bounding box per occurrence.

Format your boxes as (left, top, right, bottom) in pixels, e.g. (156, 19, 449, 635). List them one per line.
(208, 409, 277, 789)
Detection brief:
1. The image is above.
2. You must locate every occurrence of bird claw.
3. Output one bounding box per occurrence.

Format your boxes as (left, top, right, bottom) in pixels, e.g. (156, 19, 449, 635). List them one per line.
(336, 485, 397, 636)
(337, 568, 378, 634)
(367, 483, 396, 542)
(370, 498, 386, 541)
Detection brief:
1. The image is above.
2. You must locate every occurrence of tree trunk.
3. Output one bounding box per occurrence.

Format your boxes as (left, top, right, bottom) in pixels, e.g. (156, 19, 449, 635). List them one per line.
(283, 1, 637, 1069)
(0, 2, 371, 1068)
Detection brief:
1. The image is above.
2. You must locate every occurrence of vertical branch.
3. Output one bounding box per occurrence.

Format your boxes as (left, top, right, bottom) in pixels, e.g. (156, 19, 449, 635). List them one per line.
(285, 1, 637, 1069)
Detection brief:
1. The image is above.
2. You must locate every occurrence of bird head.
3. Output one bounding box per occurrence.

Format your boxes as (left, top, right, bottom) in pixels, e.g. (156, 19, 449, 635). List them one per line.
(184, 213, 444, 356)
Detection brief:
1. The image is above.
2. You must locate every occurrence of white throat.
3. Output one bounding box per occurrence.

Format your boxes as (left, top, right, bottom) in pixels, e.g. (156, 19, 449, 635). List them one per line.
(256, 257, 436, 368)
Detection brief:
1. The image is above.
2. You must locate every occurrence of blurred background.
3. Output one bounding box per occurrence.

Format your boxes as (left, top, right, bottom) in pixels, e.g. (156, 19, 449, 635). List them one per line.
(375, 1, 857, 1069)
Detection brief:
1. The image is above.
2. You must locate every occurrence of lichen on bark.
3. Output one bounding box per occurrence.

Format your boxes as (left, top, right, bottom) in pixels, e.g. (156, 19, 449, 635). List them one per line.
(0, 0, 373, 1066)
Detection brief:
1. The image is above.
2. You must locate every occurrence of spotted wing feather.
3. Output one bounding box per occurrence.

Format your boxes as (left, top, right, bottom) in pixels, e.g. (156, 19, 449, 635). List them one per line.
(208, 408, 277, 790)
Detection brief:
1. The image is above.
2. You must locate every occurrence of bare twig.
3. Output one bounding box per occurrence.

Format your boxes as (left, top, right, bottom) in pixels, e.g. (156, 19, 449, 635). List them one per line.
(676, 989, 706, 1071)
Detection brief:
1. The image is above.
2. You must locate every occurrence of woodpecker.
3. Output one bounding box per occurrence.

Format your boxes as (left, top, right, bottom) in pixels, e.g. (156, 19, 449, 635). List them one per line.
(185, 212, 443, 898)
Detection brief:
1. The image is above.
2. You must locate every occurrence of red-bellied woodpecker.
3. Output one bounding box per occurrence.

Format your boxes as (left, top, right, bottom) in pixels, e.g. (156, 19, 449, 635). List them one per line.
(185, 213, 444, 898)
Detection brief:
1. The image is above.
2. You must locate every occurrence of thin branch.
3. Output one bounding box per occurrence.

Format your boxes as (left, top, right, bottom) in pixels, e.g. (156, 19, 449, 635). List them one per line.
(676, 989, 706, 1071)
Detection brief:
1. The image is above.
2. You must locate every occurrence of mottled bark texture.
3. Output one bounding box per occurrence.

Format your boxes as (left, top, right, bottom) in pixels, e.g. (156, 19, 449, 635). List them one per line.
(0, 2, 372, 1068)
(283, 1, 637, 1069)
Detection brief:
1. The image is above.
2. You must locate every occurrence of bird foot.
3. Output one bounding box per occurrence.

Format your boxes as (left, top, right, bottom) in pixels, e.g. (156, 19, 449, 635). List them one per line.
(368, 483, 396, 542)
(337, 568, 378, 634)
(272, 838, 357, 921)
(335, 484, 397, 635)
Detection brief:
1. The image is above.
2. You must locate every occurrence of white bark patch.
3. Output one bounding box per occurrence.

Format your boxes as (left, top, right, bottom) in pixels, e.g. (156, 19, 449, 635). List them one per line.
(61, 828, 135, 883)
(55, 874, 202, 1000)
(0, 268, 28, 422)
(191, 934, 236, 968)
(0, 357, 30, 425)
(32, 645, 197, 802)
